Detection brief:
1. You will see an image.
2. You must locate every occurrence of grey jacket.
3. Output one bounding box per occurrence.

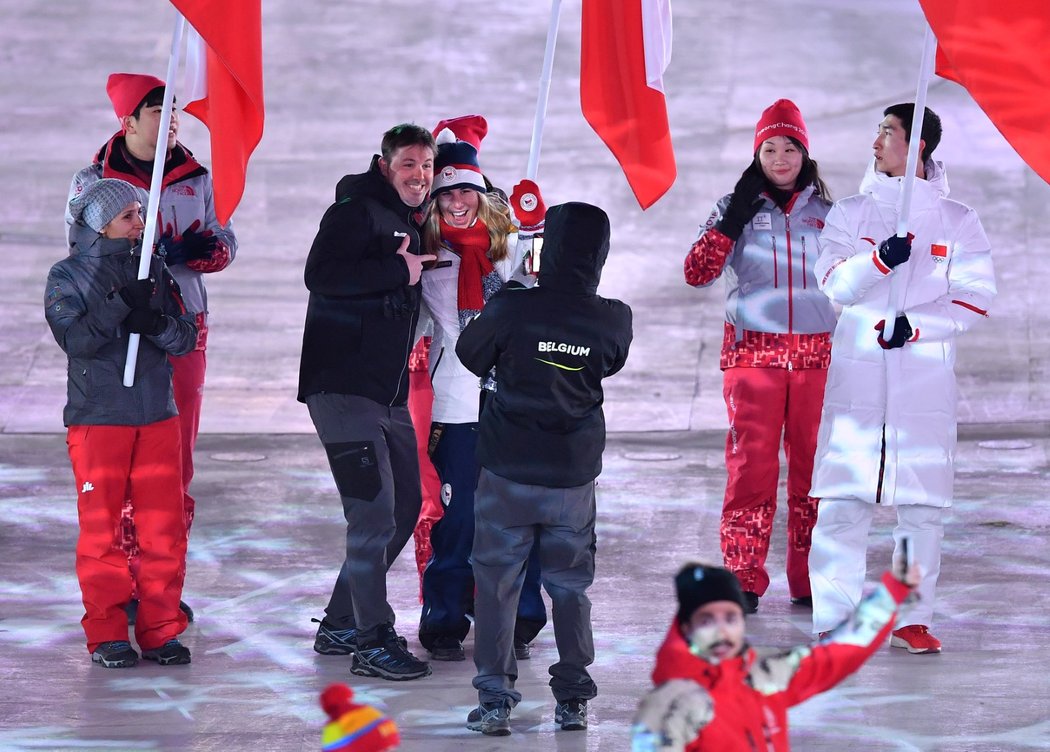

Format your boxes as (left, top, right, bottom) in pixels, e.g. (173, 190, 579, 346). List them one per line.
(45, 222, 198, 427)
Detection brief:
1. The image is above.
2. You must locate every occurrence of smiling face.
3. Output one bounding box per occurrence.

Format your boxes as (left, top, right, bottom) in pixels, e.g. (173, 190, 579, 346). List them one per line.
(101, 201, 145, 241)
(436, 188, 480, 228)
(683, 601, 746, 664)
(379, 143, 435, 208)
(758, 136, 803, 191)
(123, 104, 179, 159)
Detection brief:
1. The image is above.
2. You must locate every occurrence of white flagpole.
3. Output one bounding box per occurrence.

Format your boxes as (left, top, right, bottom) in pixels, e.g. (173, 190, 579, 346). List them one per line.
(124, 13, 186, 387)
(525, 0, 564, 180)
(884, 23, 937, 341)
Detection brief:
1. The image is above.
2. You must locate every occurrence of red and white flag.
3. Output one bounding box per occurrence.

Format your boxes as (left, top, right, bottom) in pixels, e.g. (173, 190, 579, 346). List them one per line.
(920, 0, 1050, 185)
(173, 0, 264, 226)
(580, 0, 677, 210)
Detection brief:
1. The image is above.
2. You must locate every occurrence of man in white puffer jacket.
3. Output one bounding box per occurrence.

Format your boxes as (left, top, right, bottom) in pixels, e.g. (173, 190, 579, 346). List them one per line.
(808, 104, 996, 654)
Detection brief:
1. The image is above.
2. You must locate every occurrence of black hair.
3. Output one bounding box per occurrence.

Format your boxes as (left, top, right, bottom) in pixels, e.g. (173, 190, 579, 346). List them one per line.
(131, 86, 166, 120)
(748, 136, 831, 208)
(380, 123, 437, 163)
(883, 103, 942, 162)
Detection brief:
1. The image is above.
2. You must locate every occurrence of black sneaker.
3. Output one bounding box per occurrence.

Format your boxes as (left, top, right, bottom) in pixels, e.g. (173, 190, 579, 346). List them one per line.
(790, 595, 813, 608)
(554, 699, 588, 731)
(179, 600, 194, 623)
(428, 636, 465, 662)
(513, 638, 531, 661)
(351, 625, 430, 681)
(467, 701, 511, 736)
(142, 639, 191, 665)
(743, 591, 760, 614)
(92, 640, 139, 668)
(312, 617, 358, 655)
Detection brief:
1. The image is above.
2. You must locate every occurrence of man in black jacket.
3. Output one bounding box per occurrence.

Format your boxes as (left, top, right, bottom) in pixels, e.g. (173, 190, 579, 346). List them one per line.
(456, 202, 633, 734)
(298, 124, 437, 681)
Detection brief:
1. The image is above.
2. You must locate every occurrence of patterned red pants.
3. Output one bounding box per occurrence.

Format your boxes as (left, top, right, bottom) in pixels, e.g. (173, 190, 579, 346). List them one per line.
(720, 366, 827, 597)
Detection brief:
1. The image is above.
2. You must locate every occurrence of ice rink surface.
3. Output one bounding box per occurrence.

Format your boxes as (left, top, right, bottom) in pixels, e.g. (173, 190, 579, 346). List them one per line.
(1, 1, 1049, 750)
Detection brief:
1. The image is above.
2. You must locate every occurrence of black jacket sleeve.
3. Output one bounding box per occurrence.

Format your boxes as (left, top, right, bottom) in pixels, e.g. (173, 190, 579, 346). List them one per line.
(304, 199, 409, 297)
(455, 299, 505, 377)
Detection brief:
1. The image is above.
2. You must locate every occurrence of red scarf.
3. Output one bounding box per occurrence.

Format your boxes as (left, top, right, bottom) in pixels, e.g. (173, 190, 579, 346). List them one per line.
(440, 218, 494, 314)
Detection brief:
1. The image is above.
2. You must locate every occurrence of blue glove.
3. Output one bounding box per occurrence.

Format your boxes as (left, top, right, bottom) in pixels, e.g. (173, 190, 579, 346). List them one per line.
(875, 315, 913, 349)
(878, 235, 911, 269)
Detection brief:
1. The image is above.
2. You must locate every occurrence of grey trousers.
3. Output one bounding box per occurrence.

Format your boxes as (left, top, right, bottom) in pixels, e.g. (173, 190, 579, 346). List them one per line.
(306, 393, 421, 645)
(472, 467, 598, 707)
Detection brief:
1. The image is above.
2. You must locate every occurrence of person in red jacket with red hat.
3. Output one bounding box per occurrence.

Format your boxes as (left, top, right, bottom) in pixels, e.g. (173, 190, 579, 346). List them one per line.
(66, 72, 238, 623)
(630, 560, 918, 750)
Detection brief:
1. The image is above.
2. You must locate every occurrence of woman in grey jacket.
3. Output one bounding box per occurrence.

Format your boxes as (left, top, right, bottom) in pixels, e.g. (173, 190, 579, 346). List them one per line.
(47, 178, 197, 669)
(684, 100, 837, 614)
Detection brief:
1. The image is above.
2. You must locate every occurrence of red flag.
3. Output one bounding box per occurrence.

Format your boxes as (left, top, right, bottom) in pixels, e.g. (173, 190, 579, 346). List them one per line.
(172, 0, 264, 226)
(920, 0, 1050, 185)
(580, 0, 677, 210)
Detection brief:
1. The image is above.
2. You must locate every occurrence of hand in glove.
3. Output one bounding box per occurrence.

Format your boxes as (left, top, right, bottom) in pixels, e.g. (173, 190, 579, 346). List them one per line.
(118, 277, 156, 309)
(631, 679, 714, 751)
(715, 170, 766, 241)
(877, 234, 912, 269)
(510, 179, 546, 232)
(875, 314, 914, 349)
(157, 220, 218, 266)
(124, 307, 164, 335)
(186, 241, 232, 273)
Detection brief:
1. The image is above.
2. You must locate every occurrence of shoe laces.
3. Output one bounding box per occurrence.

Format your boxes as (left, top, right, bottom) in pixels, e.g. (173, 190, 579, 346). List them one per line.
(104, 640, 133, 651)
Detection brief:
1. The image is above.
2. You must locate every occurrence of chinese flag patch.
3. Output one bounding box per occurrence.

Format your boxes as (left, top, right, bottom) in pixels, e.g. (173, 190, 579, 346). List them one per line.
(931, 244, 948, 257)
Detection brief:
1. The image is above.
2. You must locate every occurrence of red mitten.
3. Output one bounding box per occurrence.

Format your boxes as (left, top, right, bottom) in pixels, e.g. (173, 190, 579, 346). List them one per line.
(185, 240, 232, 273)
(511, 179, 546, 232)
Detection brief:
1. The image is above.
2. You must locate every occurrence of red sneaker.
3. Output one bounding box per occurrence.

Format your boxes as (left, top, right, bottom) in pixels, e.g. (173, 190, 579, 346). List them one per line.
(890, 625, 942, 654)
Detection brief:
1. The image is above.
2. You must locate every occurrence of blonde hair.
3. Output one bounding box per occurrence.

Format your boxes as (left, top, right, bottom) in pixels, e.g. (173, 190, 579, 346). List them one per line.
(424, 189, 516, 262)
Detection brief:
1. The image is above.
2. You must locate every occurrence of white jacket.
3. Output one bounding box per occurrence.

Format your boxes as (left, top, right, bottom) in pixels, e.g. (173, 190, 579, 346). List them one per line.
(810, 160, 996, 506)
(421, 232, 529, 424)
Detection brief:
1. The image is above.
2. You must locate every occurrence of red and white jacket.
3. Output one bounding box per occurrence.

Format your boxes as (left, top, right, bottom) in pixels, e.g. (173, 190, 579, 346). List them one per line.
(811, 160, 996, 507)
(67, 134, 238, 351)
(642, 572, 911, 751)
(684, 184, 837, 370)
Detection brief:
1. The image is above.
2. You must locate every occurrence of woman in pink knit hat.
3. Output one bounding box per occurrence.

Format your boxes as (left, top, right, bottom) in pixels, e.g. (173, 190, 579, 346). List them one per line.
(683, 99, 837, 614)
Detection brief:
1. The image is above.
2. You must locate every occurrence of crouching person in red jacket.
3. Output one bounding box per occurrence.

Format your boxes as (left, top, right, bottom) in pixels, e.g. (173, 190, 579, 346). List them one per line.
(631, 561, 917, 750)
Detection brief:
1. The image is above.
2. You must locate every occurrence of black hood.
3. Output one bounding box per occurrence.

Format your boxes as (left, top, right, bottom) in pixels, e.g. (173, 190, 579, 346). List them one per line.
(334, 155, 429, 218)
(537, 202, 610, 294)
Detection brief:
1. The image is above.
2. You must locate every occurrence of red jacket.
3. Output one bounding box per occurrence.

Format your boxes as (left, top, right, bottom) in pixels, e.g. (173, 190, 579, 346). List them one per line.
(650, 573, 910, 751)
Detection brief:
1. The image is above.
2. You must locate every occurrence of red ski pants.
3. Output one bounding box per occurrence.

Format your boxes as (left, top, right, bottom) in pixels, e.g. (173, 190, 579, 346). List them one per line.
(67, 418, 188, 652)
(121, 350, 205, 587)
(720, 366, 827, 597)
(408, 368, 444, 599)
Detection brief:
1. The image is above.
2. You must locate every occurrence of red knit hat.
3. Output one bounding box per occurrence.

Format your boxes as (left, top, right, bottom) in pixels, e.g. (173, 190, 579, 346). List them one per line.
(431, 114, 487, 150)
(753, 99, 809, 153)
(106, 73, 165, 123)
(432, 114, 488, 195)
(319, 683, 400, 752)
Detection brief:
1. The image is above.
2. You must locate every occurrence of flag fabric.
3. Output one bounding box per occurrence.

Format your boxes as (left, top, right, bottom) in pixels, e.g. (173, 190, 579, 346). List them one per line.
(171, 0, 264, 225)
(920, 0, 1050, 185)
(580, 0, 676, 210)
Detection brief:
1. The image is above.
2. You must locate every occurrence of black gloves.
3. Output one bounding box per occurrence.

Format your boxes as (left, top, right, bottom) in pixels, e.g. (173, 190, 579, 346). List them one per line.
(875, 314, 913, 349)
(878, 234, 912, 269)
(715, 171, 766, 241)
(124, 307, 164, 335)
(118, 277, 163, 335)
(118, 277, 155, 309)
(157, 220, 218, 266)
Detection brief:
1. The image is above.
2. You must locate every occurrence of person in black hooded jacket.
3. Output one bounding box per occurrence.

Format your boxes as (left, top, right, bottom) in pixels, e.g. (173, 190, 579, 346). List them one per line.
(298, 123, 437, 682)
(456, 201, 632, 735)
